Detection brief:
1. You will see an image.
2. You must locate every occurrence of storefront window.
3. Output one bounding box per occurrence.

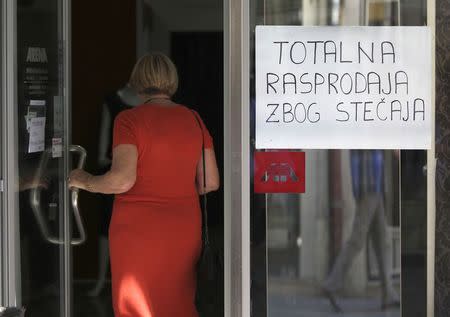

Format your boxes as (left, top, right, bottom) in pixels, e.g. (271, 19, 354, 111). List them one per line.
(250, 1, 427, 316)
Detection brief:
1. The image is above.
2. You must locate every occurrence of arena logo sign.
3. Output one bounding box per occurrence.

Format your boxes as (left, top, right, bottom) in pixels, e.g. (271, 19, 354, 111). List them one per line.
(26, 47, 48, 63)
(255, 26, 432, 149)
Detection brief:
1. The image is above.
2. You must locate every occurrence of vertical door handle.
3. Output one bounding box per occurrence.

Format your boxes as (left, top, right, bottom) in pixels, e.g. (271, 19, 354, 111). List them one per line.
(69, 145, 87, 245)
(29, 145, 88, 245)
(29, 148, 64, 244)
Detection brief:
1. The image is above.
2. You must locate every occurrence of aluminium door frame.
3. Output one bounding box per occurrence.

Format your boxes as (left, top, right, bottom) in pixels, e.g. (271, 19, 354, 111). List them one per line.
(224, 0, 251, 317)
(0, 0, 4, 306)
(62, 0, 72, 316)
(427, 1, 436, 316)
(1, 0, 20, 308)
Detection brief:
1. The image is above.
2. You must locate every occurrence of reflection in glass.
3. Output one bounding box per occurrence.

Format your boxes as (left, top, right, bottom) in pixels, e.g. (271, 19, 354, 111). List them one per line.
(250, 1, 427, 316)
(263, 150, 401, 316)
(322, 150, 400, 308)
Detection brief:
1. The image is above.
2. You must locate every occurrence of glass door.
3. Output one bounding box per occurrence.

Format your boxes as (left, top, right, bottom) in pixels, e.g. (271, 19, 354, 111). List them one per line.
(16, 0, 67, 315)
(2, 0, 84, 316)
(249, 1, 429, 317)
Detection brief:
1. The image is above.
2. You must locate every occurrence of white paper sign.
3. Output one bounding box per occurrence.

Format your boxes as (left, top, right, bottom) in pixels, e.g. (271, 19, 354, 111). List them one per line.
(255, 26, 432, 149)
(52, 137, 62, 158)
(29, 100, 46, 106)
(28, 117, 46, 153)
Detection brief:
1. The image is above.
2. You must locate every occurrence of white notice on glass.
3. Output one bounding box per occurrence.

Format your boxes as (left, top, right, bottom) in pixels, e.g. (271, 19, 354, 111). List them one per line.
(28, 117, 46, 153)
(52, 137, 62, 158)
(29, 100, 46, 106)
(255, 26, 432, 149)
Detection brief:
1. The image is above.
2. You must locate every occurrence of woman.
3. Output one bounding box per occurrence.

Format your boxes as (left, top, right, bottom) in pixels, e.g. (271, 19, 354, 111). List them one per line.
(69, 52, 220, 317)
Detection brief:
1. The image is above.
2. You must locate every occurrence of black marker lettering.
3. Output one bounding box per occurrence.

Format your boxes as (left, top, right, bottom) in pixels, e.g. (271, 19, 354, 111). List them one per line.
(402, 101, 409, 121)
(328, 73, 339, 94)
(274, 41, 289, 64)
(391, 100, 402, 120)
(336, 102, 350, 122)
(355, 72, 367, 94)
(376, 98, 387, 121)
(382, 72, 392, 94)
(283, 103, 294, 123)
(307, 103, 320, 123)
(283, 73, 297, 94)
(290, 41, 307, 64)
(339, 41, 352, 63)
(340, 73, 353, 95)
(413, 98, 425, 121)
(351, 101, 362, 121)
(307, 41, 324, 64)
(358, 42, 374, 63)
(367, 72, 381, 94)
(294, 103, 307, 123)
(395, 71, 409, 94)
(381, 41, 396, 63)
(364, 101, 374, 121)
(266, 104, 279, 123)
(324, 40, 337, 63)
(266, 73, 279, 94)
(300, 73, 313, 94)
(314, 73, 325, 94)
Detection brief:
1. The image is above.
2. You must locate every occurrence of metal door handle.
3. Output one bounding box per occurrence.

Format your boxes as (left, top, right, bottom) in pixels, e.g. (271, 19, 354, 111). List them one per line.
(30, 149, 59, 244)
(29, 145, 88, 245)
(69, 145, 87, 245)
(29, 148, 62, 244)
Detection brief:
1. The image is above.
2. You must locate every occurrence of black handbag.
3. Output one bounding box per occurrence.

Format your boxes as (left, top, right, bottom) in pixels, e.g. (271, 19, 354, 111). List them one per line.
(192, 112, 223, 317)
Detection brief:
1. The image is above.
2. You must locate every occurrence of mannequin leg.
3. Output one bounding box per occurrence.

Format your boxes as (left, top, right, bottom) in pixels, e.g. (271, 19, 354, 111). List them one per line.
(88, 235, 110, 297)
(322, 193, 379, 311)
(369, 195, 400, 308)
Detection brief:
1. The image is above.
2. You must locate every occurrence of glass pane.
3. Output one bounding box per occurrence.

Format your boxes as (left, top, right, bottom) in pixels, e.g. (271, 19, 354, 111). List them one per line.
(250, 1, 427, 316)
(17, 0, 66, 315)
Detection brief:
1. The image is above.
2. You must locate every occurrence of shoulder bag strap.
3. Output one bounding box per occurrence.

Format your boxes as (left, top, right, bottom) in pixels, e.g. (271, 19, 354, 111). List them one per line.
(191, 111, 209, 247)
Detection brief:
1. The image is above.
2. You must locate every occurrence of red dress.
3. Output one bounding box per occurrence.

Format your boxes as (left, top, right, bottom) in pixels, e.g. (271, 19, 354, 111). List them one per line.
(109, 103, 213, 317)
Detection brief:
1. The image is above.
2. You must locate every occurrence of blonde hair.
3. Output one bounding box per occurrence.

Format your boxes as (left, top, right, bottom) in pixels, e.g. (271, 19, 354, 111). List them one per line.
(129, 52, 178, 96)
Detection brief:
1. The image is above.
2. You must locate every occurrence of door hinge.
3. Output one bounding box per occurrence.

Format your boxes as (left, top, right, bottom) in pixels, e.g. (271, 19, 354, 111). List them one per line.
(0, 179, 4, 192)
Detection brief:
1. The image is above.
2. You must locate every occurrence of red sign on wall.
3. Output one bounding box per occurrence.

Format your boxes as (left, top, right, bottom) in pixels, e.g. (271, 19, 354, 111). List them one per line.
(254, 151, 305, 193)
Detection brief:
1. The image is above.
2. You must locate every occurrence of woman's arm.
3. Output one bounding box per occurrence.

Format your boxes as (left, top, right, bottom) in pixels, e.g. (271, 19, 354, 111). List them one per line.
(69, 144, 137, 194)
(196, 147, 220, 195)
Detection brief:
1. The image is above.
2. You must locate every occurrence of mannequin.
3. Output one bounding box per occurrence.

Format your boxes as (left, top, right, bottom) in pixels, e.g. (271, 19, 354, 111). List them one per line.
(88, 85, 140, 296)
